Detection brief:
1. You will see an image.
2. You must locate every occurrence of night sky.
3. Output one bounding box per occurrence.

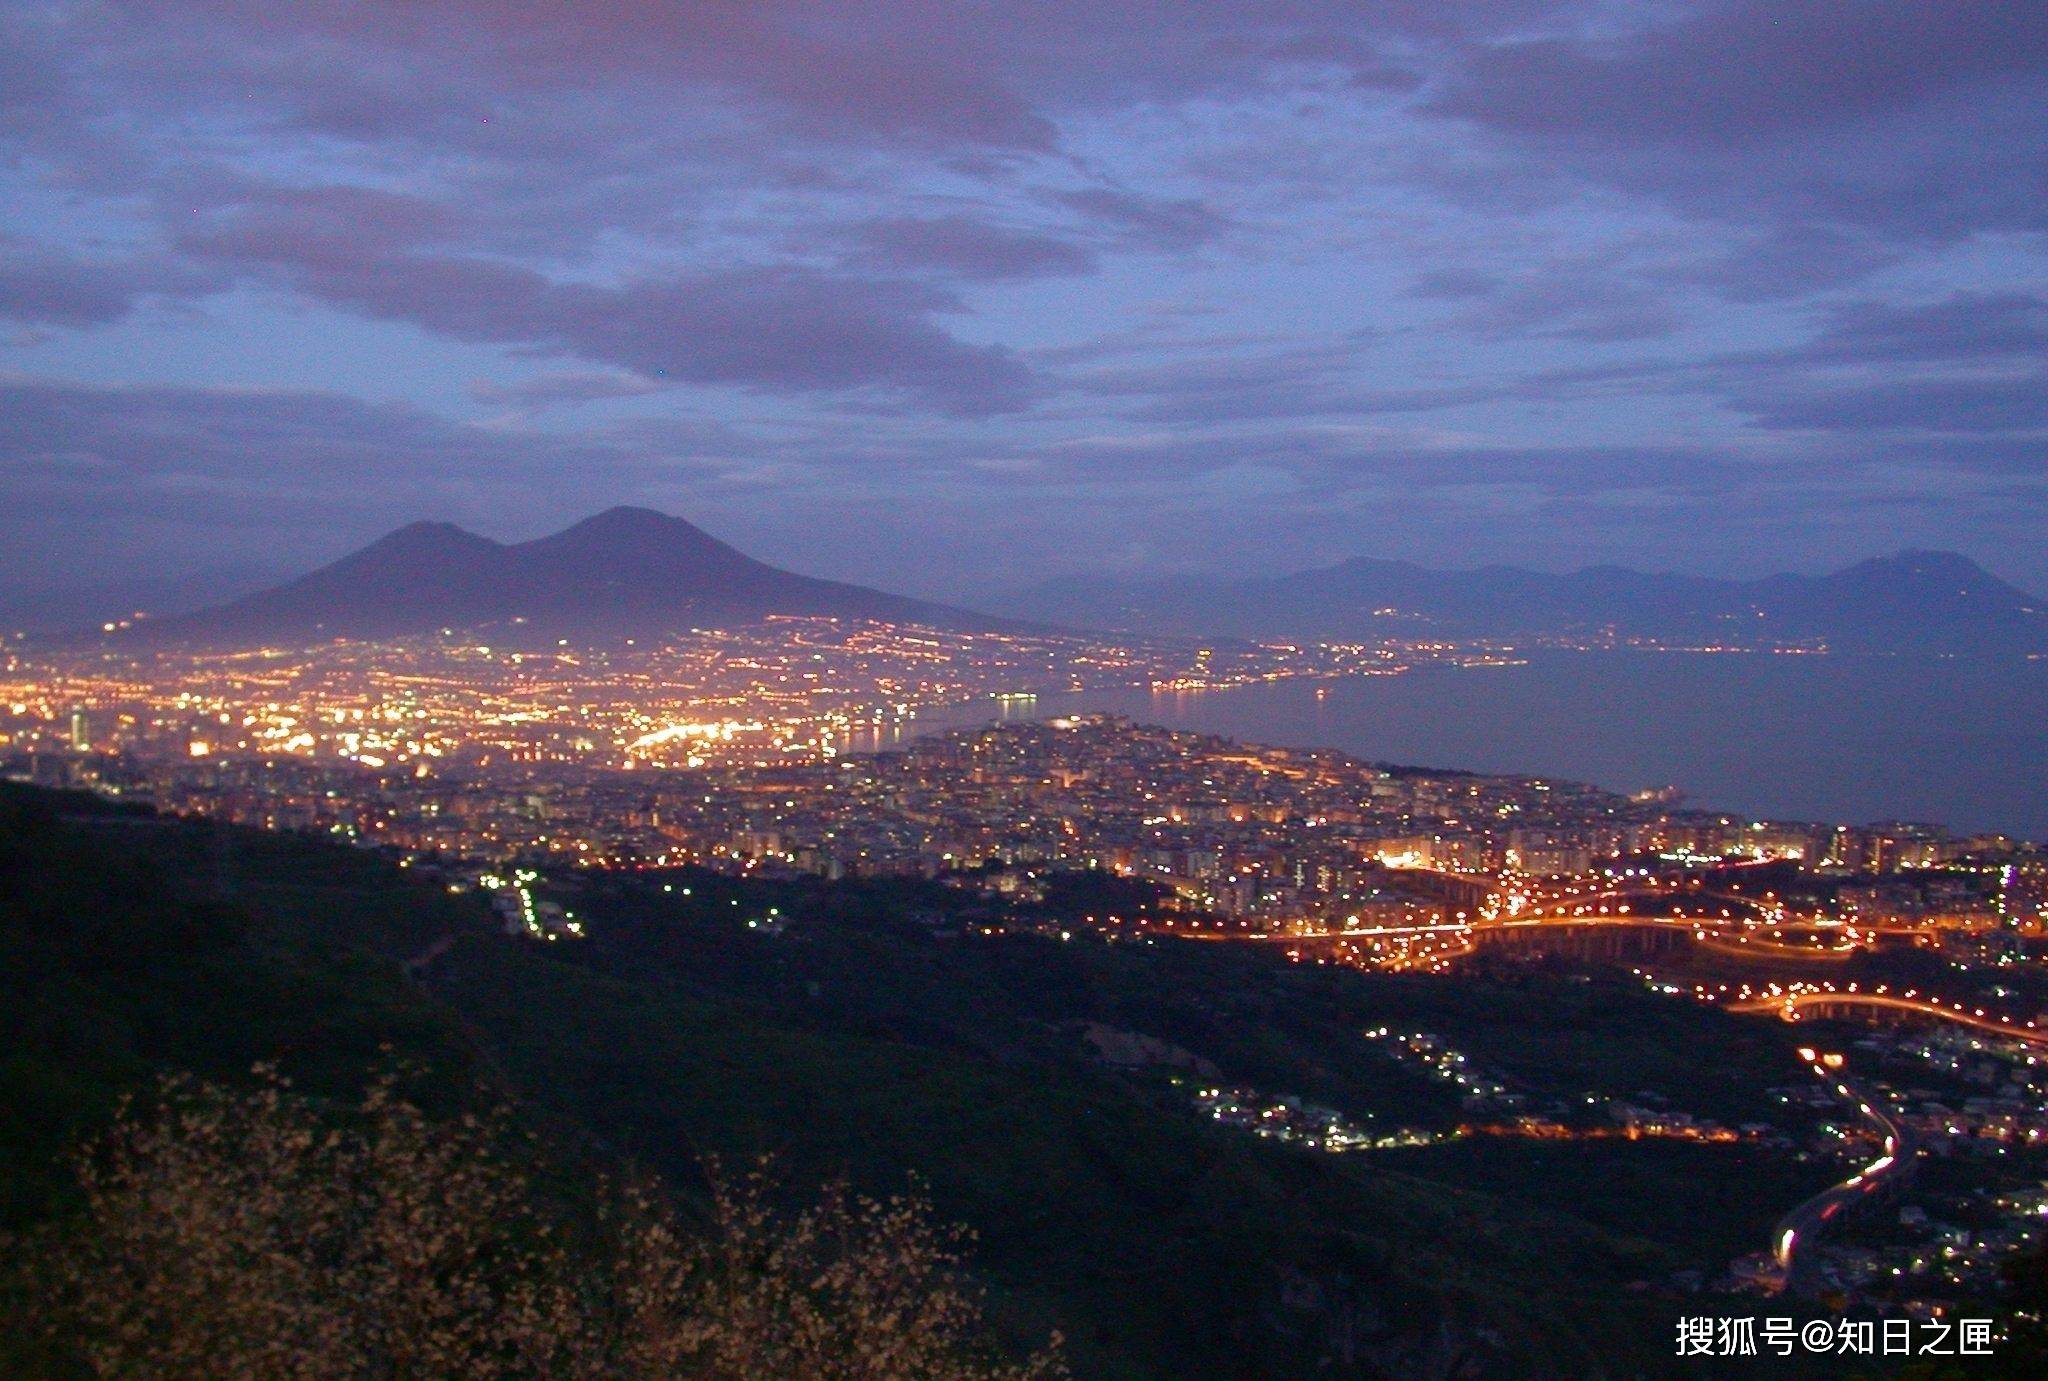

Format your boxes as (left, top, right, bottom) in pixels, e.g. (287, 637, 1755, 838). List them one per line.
(4, 2, 2045, 599)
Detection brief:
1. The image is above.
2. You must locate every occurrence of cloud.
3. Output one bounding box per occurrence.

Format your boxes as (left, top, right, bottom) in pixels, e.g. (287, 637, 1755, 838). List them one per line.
(1070, 339, 1515, 426)
(1734, 374, 2048, 435)
(0, 377, 589, 498)
(1428, 3, 2048, 250)
(1048, 189, 1227, 254)
(0, 376, 722, 585)
(0, 238, 215, 327)
(846, 215, 1097, 280)
(1407, 268, 1501, 301)
(1792, 292, 2048, 366)
(80, 0, 1465, 159)
(94, 0, 1058, 153)
(468, 371, 667, 409)
(1432, 2, 2048, 147)
(1446, 273, 1681, 343)
(3, 3, 2048, 590)
(1666, 224, 1906, 304)
(176, 186, 1034, 415)
(1573, 292, 2048, 440)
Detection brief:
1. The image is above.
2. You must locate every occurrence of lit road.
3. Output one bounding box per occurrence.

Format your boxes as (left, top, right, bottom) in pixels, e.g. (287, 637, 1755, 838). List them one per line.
(1769, 1056, 1918, 1296)
(1492, 914, 1712, 932)
(1178, 922, 1471, 941)
(1497, 883, 1782, 925)
(1693, 933, 1855, 962)
(1731, 992, 2048, 1049)
(1189, 913, 1726, 944)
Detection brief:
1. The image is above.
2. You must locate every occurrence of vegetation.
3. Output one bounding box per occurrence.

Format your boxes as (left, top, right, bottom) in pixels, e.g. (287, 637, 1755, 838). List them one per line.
(0, 782, 1834, 1375)
(13, 1069, 1061, 1379)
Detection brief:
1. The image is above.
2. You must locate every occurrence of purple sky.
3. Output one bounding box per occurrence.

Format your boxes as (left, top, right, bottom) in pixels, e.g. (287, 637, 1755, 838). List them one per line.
(3, 1, 2045, 599)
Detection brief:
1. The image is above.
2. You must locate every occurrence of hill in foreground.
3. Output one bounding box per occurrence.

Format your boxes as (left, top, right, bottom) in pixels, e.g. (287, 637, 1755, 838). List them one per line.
(1, 782, 1836, 1376)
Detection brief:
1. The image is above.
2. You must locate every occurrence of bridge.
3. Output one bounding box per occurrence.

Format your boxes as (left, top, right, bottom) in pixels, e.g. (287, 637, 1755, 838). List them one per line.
(1469, 916, 1708, 960)
(1179, 884, 1907, 970)
(1202, 913, 1716, 945)
(1730, 992, 2048, 1048)
(1693, 933, 1857, 963)
(1496, 885, 1781, 925)
(1199, 909, 1736, 952)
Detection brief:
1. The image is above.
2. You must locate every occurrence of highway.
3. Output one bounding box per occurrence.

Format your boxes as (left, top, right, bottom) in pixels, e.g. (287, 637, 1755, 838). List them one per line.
(1731, 991, 2048, 1049)
(1769, 1055, 1919, 1295)
(1693, 933, 1856, 962)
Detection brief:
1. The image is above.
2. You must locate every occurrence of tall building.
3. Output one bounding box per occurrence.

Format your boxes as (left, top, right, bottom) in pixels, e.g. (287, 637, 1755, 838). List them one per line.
(69, 709, 89, 752)
(1998, 861, 2048, 936)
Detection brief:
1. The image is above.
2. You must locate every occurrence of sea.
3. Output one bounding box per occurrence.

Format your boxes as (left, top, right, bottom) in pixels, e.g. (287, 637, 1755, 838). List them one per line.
(848, 651, 2048, 840)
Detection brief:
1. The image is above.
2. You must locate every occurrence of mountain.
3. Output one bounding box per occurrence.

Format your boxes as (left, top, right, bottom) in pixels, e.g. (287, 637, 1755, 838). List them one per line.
(991, 549, 2048, 654)
(118, 507, 1012, 647)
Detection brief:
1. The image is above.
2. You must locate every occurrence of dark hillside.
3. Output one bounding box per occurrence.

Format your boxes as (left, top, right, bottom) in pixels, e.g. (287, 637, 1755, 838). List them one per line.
(0, 784, 1816, 1376)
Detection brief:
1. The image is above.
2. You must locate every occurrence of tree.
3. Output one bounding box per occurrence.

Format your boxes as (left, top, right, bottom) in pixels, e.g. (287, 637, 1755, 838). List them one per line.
(15, 1069, 1063, 1381)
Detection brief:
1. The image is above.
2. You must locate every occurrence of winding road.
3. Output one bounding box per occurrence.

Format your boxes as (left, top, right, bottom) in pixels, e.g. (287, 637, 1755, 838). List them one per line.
(1769, 1056, 1919, 1295)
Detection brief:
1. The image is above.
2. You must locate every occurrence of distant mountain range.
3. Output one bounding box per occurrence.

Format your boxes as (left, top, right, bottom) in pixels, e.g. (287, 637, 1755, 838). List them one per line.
(28, 516, 2046, 656)
(108, 507, 1009, 648)
(990, 550, 2048, 655)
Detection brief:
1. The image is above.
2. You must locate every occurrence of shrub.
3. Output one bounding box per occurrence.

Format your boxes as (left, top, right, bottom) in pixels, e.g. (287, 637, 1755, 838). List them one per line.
(14, 1069, 1063, 1381)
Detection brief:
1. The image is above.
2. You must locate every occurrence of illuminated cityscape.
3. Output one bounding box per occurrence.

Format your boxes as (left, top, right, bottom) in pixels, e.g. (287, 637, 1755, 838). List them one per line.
(0, 617, 1422, 778)
(7, 602, 2048, 1352)
(16, 612, 2048, 1336)
(9, 625, 2038, 939)
(7, 1, 2048, 1372)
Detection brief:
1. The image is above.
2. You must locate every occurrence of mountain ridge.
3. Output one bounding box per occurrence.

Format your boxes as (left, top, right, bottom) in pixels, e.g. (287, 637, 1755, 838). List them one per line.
(115, 507, 1017, 648)
(989, 548, 2048, 654)
(52, 522, 2048, 655)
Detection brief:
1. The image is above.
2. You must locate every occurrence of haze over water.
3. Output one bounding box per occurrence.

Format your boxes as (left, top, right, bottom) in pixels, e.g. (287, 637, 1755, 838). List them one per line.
(882, 652, 2048, 840)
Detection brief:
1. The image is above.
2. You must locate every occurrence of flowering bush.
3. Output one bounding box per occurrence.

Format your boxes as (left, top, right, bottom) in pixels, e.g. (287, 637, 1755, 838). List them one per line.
(17, 1069, 1064, 1380)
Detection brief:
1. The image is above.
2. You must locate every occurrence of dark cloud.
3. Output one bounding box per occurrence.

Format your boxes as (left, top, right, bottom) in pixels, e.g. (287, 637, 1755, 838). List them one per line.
(1347, 65, 1428, 94)
(1793, 292, 2048, 366)
(0, 11, 70, 132)
(1491, 291, 2048, 446)
(846, 216, 1097, 280)
(0, 378, 589, 501)
(2, 3, 2046, 589)
(468, 371, 666, 408)
(1667, 224, 1905, 304)
(0, 377, 740, 586)
(1070, 341, 1512, 426)
(84, 0, 1491, 162)
(1578, 292, 2048, 441)
(177, 186, 1033, 415)
(1049, 189, 1228, 254)
(97, 0, 1057, 153)
(1407, 268, 1501, 301)
(0, 239, 215, 327)
(1735, 374, 2048, 435)
(1035, 428, 1758, 497)
(1433, 2, 2048, 147)
(1859, 435, 2048, 481)
(0, 250, 152, 328)
(1429, 1, 2048, 257)
(1451, 275, 1681, 343)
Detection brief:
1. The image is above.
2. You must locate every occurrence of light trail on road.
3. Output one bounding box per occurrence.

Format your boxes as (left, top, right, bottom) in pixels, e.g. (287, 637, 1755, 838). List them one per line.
(1731, 992, 2048, 1049)
(1767, 1053, 1918, 1295)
